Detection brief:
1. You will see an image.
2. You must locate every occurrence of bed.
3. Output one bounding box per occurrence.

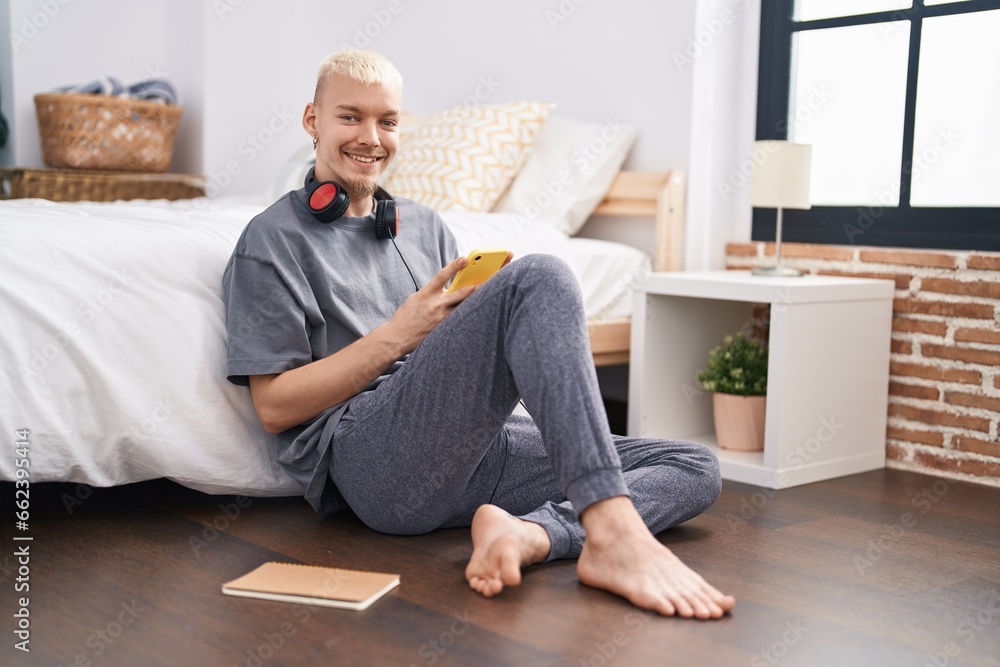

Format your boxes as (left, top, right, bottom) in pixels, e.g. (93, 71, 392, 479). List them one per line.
(0, 104, 685, 497)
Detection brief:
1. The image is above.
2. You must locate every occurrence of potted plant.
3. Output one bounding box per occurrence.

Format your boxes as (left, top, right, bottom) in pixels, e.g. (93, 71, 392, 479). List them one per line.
(697, 333, 768, 451)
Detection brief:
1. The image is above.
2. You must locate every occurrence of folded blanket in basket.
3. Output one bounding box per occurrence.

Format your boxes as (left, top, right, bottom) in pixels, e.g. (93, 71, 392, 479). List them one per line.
(55, 77, 178, 105)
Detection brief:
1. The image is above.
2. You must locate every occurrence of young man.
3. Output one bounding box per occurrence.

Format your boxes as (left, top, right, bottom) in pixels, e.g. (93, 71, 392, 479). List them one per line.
(222, 50, 735, 619)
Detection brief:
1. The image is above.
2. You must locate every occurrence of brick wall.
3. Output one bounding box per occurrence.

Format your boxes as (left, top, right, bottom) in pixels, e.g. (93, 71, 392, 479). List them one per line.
(726, 242, 1000, 488)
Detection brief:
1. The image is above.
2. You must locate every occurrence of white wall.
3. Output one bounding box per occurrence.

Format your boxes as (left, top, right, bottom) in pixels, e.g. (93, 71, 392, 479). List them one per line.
(0, 0, 12, 167)
(686, 0, 761, 269)
(1, 0, 760, 263)
(200, 0, 698, 202)
(1, 0, 698, 200)
(3, 0, 204, 173)
(162, 0, 206, 175)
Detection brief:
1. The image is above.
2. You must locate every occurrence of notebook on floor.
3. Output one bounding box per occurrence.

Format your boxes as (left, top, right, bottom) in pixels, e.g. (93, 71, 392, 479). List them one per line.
(222, 562, 400, 612)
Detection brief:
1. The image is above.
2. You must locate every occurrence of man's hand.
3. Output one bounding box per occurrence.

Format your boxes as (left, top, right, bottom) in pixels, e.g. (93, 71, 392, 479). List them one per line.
(383, 255, 478, 355)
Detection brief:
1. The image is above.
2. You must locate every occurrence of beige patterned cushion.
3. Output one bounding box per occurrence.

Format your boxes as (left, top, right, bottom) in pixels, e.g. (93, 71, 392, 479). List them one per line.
(382, 101, 554, 212)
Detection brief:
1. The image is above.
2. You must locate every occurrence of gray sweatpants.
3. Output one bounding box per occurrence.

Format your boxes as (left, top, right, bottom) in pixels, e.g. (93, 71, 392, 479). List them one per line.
(330, 254, 721, 561)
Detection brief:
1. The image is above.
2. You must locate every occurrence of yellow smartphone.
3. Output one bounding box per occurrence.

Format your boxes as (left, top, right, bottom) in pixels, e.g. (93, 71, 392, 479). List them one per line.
(446, 248, 512, 293)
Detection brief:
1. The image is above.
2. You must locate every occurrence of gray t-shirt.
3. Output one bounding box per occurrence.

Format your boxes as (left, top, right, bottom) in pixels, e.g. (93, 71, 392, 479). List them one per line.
(222, 186, 458, 512)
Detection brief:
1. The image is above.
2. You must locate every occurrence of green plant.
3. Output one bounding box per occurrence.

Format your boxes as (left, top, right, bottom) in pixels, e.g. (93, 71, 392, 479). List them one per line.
(697, 333, 768, 396)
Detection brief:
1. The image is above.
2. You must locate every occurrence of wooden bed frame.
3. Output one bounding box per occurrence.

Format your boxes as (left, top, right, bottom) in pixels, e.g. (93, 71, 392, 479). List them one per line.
(586, 170, 686, 366)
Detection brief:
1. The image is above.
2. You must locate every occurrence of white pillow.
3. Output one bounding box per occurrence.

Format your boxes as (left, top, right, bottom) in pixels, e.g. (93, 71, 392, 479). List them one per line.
(493, 116, 639, 236)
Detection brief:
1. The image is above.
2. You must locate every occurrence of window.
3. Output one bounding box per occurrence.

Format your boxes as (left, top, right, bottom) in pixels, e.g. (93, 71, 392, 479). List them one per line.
(755, 0, 1000, 251)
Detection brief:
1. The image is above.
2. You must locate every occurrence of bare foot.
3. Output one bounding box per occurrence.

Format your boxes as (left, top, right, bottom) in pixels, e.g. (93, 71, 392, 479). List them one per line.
(465, 505, 551, 598)
(578, 497, 735, 620)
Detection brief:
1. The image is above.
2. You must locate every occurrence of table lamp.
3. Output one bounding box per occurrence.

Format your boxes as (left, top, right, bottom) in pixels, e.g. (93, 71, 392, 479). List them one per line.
(751, 140, 812, 277)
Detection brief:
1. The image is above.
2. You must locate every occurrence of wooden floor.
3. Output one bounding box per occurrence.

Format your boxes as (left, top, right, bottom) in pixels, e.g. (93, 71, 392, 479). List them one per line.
(3, 468, 999, 667)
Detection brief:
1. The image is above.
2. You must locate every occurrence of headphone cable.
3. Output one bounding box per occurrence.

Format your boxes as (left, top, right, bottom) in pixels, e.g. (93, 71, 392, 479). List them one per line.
(387, 227, 419, 292)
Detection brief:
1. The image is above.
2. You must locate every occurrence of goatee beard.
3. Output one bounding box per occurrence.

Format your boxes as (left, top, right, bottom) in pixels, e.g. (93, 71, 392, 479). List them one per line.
(344, 178, 377, 201)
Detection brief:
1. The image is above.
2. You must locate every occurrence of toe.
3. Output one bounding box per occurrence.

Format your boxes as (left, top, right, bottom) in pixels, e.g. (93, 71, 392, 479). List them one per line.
(672, 595, 695, 618)
(695, 593, 722, 619)
(655, 596, 677, 617)
(488, 578, 504, 596)
(706, 585, 735, 608)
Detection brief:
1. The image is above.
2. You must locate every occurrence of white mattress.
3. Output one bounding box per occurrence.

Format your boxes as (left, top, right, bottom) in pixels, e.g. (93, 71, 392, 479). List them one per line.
(0, 198, 648, 494)
(567, 237, 650, 321)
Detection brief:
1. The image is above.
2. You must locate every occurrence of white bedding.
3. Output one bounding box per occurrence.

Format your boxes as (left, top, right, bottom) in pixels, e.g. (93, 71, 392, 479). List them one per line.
(0, 198, 649, 494)
(438, 211, 650, 321)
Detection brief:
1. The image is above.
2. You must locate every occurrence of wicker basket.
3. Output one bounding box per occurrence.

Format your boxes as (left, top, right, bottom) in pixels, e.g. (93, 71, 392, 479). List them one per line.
(0, 167, 205, 202)
(34, 93, 183, 173)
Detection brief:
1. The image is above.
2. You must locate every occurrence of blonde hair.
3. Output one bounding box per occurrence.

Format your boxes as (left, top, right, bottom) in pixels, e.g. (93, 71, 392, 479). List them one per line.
(314, 49, 403, 101)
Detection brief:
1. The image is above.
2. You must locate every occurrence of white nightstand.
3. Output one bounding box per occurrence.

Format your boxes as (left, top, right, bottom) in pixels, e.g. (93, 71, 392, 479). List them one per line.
(628, 270, 895, 488)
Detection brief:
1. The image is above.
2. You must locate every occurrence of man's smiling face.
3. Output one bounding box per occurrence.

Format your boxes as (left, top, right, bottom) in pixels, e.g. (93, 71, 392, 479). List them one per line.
(304, 72, 401, 214)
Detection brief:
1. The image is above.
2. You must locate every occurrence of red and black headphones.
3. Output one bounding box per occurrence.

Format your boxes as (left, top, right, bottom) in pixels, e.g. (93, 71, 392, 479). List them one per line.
(304, 166, 419, 290)
(304, 166, 399, 240)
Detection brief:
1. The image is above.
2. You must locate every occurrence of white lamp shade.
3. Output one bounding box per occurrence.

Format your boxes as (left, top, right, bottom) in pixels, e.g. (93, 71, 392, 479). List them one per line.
(751, 141, 812, 210)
